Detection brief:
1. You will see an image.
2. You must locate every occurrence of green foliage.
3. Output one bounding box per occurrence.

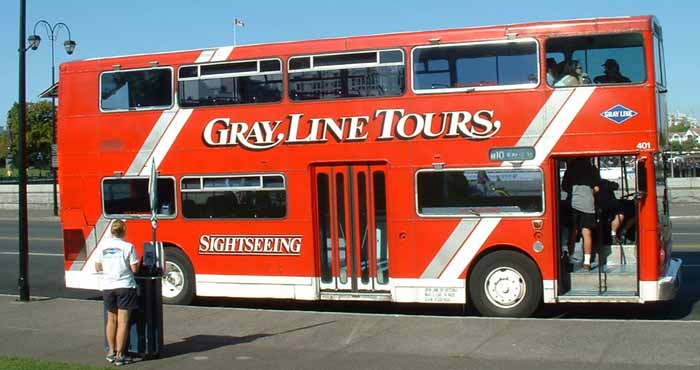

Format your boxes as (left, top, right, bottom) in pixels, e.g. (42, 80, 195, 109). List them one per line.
(0, 131, 7, 161)
(6, 101, 54, 168)
(669, 122, 689, 133)
(0, 356, 111, 370)
(670, 139, 699, 153)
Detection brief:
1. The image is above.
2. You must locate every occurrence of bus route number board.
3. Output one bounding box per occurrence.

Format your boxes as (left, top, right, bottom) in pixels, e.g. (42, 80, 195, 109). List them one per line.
(489, 147, 536, 162)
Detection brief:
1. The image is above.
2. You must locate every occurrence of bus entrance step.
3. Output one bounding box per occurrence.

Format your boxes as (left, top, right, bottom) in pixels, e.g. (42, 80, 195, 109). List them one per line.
(558, 291, 639, 303)
(569, 264, 637, 292)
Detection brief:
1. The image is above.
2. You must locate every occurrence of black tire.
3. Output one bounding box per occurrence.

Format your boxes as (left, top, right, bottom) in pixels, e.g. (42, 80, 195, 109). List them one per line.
(468, 250, 542, 317)
(162, 247, 195, 305)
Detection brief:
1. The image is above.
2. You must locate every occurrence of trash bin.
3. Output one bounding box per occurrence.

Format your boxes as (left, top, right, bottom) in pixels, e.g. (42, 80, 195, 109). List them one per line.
(129, 275, 163, 359)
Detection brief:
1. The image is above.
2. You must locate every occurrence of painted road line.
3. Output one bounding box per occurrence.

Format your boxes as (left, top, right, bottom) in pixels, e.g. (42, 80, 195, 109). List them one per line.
(0, 252, 63, 257)
(0, 236, 62, 241)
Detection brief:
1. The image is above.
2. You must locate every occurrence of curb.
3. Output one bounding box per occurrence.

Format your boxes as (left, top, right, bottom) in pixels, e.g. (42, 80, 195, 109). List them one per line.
(670, 215, 700, 220)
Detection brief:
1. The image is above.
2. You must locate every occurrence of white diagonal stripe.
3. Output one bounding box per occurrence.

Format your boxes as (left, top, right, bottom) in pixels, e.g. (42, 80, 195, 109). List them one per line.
(440, 218, 501, 279)
(196, 49, 216, 63)
(211, 46, 234, 62)
(515, 89, 574, 148)
(139, 109, 194, 176)
(421, 219, 478, 278)
(126, 109, 179, 176)
(524, 86, 596, 167)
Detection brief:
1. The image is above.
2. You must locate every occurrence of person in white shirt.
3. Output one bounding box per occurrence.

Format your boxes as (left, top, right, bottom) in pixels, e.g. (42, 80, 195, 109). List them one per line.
(555, 60, 588, 87)
(95, 220, 139, 366)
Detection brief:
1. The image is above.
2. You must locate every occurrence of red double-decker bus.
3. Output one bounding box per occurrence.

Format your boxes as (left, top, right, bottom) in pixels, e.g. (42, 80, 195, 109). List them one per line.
(58, 15, 679, 317)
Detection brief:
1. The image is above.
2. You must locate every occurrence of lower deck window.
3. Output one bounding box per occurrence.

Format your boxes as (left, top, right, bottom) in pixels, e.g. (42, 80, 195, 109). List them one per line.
(103, 178, 176, 217)
(417, 169, 544, 216)
(181, 174, 286, 219)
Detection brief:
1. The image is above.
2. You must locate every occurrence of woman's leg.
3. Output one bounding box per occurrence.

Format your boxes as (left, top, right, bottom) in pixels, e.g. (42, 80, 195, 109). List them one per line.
(116, 308, 131, 358)
(106, 309, 117, 355)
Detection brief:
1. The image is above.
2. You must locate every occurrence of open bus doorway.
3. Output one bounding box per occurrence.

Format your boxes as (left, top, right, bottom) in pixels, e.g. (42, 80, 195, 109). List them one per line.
(555, 155, 640, 299)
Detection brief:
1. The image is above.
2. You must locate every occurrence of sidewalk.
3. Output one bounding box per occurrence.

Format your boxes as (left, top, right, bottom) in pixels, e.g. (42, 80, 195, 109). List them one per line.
(0, 295, 699, 370)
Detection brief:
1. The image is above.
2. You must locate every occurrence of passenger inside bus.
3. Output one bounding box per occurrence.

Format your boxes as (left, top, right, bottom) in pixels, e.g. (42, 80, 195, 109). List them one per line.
(554, 60, 584, 87)
(597, 179, 637, 244)
(562, 157, 601, 271)
(594, 59, 632, 84)
(546, 58, 560, 85)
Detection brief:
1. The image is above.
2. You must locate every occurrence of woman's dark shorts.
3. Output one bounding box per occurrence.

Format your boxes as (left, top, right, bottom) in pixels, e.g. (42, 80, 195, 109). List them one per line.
(103, 288, 138, 311)
(571, 209, 597, 231)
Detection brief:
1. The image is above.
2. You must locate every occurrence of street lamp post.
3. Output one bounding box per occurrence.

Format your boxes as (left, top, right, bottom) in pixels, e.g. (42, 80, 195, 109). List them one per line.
(28, 20, 76, 216)
(18, 0, 30, 302)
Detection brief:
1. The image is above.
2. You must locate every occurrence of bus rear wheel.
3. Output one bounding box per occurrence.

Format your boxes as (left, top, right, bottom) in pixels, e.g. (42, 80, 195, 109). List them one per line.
(468, 250, 542, 317)
(162, 247, 195, 305)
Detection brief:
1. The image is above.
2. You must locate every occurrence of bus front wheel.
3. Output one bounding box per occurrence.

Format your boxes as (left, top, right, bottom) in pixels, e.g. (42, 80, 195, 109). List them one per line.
(468, 250, 542, 317)
(162, 247, 195, 305)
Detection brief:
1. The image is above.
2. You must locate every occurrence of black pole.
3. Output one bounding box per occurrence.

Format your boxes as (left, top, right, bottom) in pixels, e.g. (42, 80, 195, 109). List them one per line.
(18, 0, 30, 302)
(51, 33, 58, 216)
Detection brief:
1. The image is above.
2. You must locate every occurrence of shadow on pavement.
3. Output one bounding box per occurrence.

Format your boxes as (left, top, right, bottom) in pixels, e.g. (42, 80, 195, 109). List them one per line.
(161, 321, 335, 358)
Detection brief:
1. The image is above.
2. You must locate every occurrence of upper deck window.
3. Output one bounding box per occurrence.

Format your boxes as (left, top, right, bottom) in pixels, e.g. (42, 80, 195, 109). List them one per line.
(412, 39, 539, 93)
(100, 68, 173, 111)
(546, 33, 646, 87)
(288, 49, 405, 101)
(178, 59, 283, 107)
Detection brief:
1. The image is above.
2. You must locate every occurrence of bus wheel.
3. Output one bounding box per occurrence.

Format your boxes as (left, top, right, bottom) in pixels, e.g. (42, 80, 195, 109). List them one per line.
(468, 250, 542, 317)
(162, 247, 195, 305)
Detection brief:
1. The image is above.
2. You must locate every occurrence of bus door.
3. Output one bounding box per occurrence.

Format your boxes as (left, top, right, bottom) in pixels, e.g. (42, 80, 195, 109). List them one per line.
(556, 156, 639, 300)
(314, 164, 390, 293)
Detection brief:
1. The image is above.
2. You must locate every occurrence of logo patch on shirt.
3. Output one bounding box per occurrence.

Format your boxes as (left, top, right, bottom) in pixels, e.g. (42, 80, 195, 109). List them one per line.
(102, 248, 120, 256)
(600, 104, 638, 124)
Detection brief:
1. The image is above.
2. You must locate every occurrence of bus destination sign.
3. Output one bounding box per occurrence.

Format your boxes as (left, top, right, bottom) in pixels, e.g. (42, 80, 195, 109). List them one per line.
(489, 146, 536, 162)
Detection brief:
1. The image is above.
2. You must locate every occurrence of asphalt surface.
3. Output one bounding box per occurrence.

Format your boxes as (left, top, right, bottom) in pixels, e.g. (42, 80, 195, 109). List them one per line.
(1, 295, 699, 370)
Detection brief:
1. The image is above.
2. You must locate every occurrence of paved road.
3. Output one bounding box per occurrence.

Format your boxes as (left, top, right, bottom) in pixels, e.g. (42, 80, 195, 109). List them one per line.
(0, 211, 698, 319)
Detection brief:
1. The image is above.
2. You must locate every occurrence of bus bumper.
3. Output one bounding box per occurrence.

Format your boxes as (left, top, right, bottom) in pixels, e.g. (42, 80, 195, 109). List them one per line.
(641, 258, 682, 302)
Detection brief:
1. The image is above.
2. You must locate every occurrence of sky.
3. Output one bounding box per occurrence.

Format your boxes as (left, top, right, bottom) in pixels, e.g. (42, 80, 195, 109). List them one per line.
(1, 0, 699, 128)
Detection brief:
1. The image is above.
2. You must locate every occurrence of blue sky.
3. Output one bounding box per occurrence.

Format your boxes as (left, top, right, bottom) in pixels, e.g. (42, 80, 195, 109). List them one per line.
(1, 0, 698, 128)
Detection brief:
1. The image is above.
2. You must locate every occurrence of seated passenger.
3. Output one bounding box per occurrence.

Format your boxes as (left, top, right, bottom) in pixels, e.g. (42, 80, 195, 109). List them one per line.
(554, 61, 583, 87)
(597, 179, 637, 244)
(546, 58, 560, 85)
(594, 59, 631, 84)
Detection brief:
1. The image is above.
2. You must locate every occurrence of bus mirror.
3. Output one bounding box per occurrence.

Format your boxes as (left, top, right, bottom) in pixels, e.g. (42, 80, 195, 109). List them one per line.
(635, 158, 648, 199)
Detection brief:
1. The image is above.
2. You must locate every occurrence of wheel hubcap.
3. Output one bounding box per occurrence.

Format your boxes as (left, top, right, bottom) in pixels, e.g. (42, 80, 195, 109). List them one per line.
(484, 267, 526, 308)
(162, 261, 185, 298)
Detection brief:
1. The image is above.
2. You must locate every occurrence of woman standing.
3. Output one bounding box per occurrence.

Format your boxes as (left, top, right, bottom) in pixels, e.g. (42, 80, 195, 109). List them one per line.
(95, 220, 139, 366)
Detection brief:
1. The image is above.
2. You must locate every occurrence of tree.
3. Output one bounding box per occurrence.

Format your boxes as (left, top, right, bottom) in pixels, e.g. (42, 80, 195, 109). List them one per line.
(6, 101, 53, 168)
(0, 131, 7, 163)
